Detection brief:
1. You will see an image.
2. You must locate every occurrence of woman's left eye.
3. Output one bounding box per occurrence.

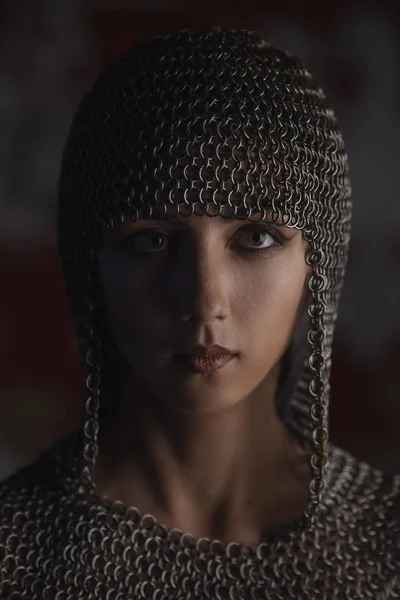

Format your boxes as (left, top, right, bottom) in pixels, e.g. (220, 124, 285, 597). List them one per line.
(236, 227, 280, 251)
(121, 230, 170, 254)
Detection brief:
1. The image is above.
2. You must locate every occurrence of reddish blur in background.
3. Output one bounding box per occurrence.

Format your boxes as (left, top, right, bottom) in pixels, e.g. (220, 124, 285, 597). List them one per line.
(0, 0, 399, 480)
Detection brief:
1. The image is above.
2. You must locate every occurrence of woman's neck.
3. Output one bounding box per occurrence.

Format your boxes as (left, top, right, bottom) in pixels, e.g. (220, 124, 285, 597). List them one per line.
(93, 372, 310, 544)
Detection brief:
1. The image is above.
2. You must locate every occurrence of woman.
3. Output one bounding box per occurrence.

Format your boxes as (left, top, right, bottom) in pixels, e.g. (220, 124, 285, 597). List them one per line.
(1, 27, 399, 599)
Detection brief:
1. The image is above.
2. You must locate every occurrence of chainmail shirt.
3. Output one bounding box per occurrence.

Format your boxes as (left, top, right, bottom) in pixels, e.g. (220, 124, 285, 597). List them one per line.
(0, 28, 399, 599)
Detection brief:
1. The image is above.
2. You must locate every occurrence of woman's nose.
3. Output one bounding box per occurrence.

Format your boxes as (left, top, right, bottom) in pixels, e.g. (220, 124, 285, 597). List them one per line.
(165, 242, 230, 323)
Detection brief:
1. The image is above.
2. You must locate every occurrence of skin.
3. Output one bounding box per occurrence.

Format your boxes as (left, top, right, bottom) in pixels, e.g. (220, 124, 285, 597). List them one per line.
(93, 204, 311, 547)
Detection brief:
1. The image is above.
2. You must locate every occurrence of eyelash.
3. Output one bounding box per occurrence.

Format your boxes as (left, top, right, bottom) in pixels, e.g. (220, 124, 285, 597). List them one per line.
(121, 225, 286, 256)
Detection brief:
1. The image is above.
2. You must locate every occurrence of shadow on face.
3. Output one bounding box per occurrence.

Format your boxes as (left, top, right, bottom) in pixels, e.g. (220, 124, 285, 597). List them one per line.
(97, 209, 310, 417)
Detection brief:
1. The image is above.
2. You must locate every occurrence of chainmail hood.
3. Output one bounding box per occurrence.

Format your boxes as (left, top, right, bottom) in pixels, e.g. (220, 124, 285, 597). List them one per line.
(1, 27, 399, 600)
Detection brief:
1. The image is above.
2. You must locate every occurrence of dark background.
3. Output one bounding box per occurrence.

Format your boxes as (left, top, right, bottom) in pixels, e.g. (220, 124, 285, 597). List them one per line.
(1, 0, 399, 480)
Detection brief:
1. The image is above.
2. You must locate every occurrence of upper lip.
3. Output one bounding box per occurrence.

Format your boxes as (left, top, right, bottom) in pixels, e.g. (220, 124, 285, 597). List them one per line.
(178, 345, 236, 357)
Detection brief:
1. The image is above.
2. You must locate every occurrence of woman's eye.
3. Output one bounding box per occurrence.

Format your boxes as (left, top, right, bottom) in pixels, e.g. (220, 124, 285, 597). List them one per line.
(121, 226, 282, 255)
(126, 230, 169, 253)
(236, 227, 278, 251)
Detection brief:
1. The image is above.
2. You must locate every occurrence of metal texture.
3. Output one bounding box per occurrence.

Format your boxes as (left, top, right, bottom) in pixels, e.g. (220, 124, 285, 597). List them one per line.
(1, 27, 399, 599)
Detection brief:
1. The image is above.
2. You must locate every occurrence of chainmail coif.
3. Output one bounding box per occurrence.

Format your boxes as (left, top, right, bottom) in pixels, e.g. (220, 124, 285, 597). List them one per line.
(1, 27, 399, 599)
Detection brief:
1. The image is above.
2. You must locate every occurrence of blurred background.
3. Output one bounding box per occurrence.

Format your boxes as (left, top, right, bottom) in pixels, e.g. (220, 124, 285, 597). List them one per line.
(0, 0, 399, 481)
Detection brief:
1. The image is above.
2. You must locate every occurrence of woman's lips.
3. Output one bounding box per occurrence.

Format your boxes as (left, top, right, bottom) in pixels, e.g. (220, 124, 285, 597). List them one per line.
(174, 351, 236, 374)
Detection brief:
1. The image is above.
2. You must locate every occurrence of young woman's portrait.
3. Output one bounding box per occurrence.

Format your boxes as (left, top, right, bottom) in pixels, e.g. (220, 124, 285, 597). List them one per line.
(0, 26, 399, 599)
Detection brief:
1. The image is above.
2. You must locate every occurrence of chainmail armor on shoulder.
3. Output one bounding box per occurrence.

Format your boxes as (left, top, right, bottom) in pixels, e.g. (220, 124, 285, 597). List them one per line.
(1, 27, 399, 599)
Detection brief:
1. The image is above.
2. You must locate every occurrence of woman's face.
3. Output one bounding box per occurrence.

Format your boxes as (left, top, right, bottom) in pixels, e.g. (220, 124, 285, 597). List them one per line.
(98, 206, 310, 415)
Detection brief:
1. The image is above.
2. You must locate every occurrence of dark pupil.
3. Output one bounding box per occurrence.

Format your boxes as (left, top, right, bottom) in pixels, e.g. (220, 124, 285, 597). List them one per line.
(151, 233, 164, 247)
(252, 231, 263, 244)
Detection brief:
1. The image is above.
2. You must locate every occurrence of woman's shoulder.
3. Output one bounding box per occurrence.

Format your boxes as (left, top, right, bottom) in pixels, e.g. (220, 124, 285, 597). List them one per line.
(0, 436, 82, 597)
(325, 443, 400, 529)
(313, 444, 400, 584)
(0, 432, 81, 527)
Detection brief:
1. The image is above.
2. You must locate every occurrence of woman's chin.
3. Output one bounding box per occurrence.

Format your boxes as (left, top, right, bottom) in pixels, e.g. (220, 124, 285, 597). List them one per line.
(151, 382, 247, 416)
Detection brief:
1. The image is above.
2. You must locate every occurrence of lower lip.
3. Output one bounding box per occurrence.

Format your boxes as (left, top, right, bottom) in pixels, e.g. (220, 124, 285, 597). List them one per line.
(174, 353, 235, 374)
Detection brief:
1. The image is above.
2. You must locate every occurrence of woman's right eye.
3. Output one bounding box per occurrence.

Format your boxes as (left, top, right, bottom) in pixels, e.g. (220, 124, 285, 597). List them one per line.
(124, 230, 169, 254)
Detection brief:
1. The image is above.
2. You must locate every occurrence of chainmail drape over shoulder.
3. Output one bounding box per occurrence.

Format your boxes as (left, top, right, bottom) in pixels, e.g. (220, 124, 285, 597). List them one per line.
(1, 27, 399, 599)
